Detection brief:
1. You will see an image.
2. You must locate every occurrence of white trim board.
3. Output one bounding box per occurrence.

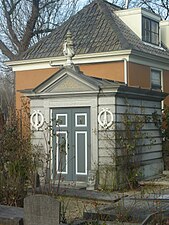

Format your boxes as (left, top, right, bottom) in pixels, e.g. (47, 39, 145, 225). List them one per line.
(6, 51, 131, 71)
(6, 51, 169, 72)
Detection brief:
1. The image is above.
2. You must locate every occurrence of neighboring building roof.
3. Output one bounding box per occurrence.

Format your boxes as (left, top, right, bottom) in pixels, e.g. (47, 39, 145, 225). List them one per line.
(18, 0, 169, 61)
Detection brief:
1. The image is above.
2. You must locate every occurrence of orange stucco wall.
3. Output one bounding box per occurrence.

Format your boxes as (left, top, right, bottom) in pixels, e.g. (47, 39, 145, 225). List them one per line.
(15, 62, 125, 109)
(128, 62, 150, 89)
(79, 62, 124, 81)
(16, 67, 58, 109)
(163, 70, 169, 106)
(80, 61, 151, 89)
(15, 61, 169, 109)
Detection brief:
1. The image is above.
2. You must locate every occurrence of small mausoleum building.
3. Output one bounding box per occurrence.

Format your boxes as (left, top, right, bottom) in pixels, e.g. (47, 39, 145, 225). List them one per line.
(26, 63, 167, 189)
(10, 0, 169, 189)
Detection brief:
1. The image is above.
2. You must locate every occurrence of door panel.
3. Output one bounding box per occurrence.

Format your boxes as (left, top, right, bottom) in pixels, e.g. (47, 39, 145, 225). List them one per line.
(56, 131, 68, 174)
(75, 131, 87, 175)
(52, 107, 90, 182)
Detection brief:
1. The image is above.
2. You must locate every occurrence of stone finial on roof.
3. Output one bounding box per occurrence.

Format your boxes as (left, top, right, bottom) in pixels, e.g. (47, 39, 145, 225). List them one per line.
(63, 30, 75, 66)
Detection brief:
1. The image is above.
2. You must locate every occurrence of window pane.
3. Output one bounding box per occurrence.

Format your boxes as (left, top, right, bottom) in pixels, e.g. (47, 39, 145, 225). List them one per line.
(142, 17, 159, 45)
(145, 18, 150, 30)
(142, 17, 151, 42)
(151, 21, 158, 33)
(151, 70, 161, 89)
(143, 17, 150, 30)
(151, 33, 159, 45)
(145, 30, 151, 42)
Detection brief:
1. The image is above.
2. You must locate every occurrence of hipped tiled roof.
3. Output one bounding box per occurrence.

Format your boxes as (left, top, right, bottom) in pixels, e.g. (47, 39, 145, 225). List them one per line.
(19, 0, 169, 60)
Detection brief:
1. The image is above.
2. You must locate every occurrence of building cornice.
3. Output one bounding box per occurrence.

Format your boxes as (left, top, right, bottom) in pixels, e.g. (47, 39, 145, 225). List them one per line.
(5, 49, 169, 71)
(5, 50, 132, 71)
(130, 49, 169, 70)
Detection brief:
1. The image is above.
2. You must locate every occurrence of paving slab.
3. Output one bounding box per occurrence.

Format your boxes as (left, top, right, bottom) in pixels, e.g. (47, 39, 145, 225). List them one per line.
(0, 205, 23, 219)
(0, 205, 24, 225)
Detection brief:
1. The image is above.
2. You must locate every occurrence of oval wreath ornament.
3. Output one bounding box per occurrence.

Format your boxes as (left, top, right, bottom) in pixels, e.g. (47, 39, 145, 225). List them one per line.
(30, 110, 44, 130)
(98, 108, 113, 129)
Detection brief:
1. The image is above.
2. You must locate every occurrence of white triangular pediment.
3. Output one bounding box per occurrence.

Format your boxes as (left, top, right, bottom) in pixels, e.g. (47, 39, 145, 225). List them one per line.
(34, 67, 98, 94)
(45, 75, 95, 93)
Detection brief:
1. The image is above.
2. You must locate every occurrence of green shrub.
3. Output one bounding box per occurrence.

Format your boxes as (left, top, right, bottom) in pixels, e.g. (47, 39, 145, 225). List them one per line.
(0, 109, 36, 206)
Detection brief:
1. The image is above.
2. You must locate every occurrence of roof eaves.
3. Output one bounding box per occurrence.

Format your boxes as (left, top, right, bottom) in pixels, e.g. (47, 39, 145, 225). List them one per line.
(131, 48, 169, 63)
(117, 85, 168, 101)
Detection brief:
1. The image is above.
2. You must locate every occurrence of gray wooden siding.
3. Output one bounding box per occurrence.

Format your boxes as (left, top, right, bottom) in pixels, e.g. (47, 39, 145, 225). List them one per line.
(115, 96, 163, 179)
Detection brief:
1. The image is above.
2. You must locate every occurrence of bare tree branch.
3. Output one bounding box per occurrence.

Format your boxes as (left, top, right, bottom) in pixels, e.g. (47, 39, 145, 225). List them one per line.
(20, 0, 40, 52)
(2, 0, 21, 50)
(0, 0, 85, 60)
(8, 0, 22, 15)
(0, 40, 16, 60)
(33, 28, 56, 35)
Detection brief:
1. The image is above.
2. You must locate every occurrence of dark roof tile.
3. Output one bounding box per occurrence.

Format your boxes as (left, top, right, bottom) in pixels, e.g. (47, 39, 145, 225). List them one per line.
(18, 0, 169, 61)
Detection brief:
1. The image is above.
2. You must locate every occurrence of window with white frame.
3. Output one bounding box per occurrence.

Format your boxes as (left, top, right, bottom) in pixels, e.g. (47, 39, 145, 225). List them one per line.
(142, 17, 159, 45)
(151, 69, 161, 90)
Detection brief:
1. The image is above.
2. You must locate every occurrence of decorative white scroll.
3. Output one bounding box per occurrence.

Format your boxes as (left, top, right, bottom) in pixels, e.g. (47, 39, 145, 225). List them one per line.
(98, 108, 113, 129)
(30, 110, 44, 130)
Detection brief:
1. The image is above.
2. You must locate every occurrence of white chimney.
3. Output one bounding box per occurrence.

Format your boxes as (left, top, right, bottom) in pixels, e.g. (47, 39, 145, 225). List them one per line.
(125, 0, 129, 9)
(160, 20, 169, 49)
